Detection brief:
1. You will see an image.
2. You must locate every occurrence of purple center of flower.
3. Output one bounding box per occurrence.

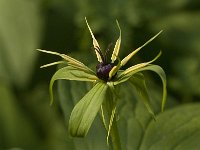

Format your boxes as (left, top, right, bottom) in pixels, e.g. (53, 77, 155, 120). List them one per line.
(94, 44, 116, 81)
(96, 62, 114, 81)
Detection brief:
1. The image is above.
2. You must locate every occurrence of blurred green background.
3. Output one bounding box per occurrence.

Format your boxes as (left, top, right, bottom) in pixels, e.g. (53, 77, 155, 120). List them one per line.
(1, 0, 200, 150)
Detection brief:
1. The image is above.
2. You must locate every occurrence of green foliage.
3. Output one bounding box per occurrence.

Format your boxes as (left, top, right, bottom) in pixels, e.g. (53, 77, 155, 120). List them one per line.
(58, 77, 200, 150)
(0, 0, 42, 87)
(49, 66, 97, 104)
(140, 104, 200, 150)
(58, 80, 109, 150)
(38, 19, 166, 148)
(69, 82, 108, 137)
(0, 0, 200, 149)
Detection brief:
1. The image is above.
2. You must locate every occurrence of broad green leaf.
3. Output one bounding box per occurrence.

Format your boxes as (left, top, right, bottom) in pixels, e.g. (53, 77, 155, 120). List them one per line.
(115, 65, 167, 112)
(115, 81, 176, 150)
(129, 73, 156, 120)
(0, 0, 42, 87)
(85, 17, 102, 62)
(58, 80, 109, 150)
(50, 66, 98, 105)
(139, 104, 200, 150)
(121, 31, 162, 67)
(111, 20, 121, 63)
(69, 82, 108, 137)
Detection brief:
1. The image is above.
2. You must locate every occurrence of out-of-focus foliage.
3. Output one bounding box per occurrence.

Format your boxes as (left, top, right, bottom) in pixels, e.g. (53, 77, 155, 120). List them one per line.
(0, 0, 42, 87)
(0, 0, 200, 149)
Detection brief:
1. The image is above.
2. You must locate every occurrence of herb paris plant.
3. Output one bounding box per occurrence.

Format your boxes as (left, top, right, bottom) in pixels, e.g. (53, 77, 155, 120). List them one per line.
(37, 18, 167, 149)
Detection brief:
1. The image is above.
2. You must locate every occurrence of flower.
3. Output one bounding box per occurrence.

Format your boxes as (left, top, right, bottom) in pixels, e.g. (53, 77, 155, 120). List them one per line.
(37, 18, 167, 139)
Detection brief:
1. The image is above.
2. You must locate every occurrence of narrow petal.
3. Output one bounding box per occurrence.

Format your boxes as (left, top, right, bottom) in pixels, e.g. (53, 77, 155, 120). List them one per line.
(85, 17, 102, 62)
(36, 49, 94, 74)
(109, 56, 122, 80)
(123, 51, 161, 75)
(114, 51, 161, 83)
(40, 61, 66, 68)
(111, 20, 121, 63)
(121, 30, 163, 66)
(49, 66, 98, 105)
(69, 82, 108, 137)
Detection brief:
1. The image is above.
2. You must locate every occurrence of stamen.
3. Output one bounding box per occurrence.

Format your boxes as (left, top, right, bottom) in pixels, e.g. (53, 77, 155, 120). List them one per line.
(104, 43, 113, 63)
(95, 46, 105, 63)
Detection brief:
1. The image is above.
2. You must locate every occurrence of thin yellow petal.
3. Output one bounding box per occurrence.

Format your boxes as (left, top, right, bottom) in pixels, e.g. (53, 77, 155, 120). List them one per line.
(121, 30, 163, 66)
(36, 49, 94, 74)
(85, 17, 102, 62)
(109, 56, 121, 80)
(123, 51, 162, 74)
(106, 106, 116, 145)
(40, 61, 66, 68)
(111, 20, 121, 63)
(37, 49, 84, 67)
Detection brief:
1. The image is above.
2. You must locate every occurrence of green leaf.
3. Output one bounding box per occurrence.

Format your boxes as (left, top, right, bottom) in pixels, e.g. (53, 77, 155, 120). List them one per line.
(69, 82, 108, 137)
(111, 20, 121, 63)
(115, 65, 167, 112)
(50, 66, 98, 105)
(115, 81, 176, 150)
(120, 31, 162, 67)
(58, 80, 109, 150)
(129, 73, 156, 120)
(139, 104, 200, 150)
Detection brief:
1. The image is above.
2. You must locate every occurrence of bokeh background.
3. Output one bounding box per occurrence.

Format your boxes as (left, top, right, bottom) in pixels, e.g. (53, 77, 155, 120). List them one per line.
(1, 0, 200, 150)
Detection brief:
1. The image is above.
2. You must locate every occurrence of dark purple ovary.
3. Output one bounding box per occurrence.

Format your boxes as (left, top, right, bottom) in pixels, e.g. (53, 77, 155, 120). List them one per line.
(96, 62, 114, 81)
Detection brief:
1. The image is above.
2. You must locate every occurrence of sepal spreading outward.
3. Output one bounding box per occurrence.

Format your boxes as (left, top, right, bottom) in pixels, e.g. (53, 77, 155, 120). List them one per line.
(37, 18, 167, 139)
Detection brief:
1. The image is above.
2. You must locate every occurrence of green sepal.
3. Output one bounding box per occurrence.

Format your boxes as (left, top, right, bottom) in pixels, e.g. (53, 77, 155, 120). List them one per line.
(69, 82, 108, 137)
(115, 65, 167, 112)
(129, 73, 156, 120)
(49, 66, 98, 105)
